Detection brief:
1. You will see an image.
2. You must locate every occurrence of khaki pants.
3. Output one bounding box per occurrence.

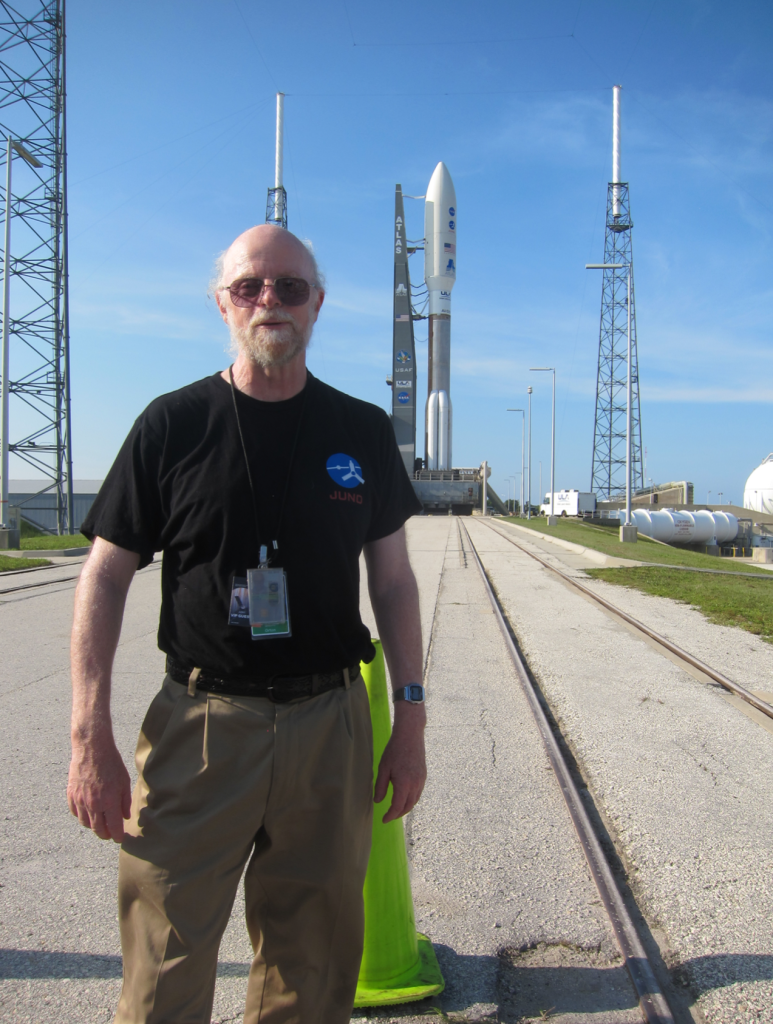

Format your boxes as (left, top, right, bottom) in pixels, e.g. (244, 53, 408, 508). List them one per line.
(115, 674, 374, 1024)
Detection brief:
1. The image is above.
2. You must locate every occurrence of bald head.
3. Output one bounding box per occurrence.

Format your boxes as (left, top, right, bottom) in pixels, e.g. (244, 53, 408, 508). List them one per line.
(214, 225, 322, 294)
(213, 225, 325, 372)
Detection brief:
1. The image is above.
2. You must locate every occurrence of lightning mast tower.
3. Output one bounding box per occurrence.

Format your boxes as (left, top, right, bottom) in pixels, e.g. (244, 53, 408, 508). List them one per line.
(590, 86, 643, 499)
(0, 0, 72, 533)
(265, 92, 287, 228)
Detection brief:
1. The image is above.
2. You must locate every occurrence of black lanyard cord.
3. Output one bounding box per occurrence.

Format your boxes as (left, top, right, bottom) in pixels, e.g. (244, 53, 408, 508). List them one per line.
(229, 365, 309, 563)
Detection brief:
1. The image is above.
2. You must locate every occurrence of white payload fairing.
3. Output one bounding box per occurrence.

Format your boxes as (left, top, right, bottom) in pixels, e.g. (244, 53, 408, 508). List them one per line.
(424, 162, 456, 470)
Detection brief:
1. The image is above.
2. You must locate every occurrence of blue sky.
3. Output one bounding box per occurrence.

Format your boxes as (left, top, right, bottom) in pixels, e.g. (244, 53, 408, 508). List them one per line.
(19, 0, 772, 506)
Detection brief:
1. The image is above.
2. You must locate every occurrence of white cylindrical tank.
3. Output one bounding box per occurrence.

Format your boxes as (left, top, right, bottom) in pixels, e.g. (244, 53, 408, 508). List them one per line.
(743, 454, 773, 514)
(426, 390, 439, 470)
(437, 391, 449, 470)
(632, 508, 738, 545)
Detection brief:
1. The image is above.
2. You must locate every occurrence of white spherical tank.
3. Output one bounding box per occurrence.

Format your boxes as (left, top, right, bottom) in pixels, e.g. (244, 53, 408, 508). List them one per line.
(743, 454, 773, 514)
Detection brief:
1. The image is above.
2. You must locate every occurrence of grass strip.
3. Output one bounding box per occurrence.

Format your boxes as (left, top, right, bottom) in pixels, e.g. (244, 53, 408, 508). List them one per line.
(503, 516, 765, 575)
(0, 554, 51, 572)
(586, 566, 773, 643)
(20, 533, 90, 550)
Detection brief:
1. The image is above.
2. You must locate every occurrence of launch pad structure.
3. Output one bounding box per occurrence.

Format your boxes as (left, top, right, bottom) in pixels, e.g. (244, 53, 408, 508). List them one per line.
(0, 0, 72, 534)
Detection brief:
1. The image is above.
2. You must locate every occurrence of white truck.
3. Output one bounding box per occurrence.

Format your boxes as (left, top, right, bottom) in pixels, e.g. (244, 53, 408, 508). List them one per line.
(540, 490, 596, 517)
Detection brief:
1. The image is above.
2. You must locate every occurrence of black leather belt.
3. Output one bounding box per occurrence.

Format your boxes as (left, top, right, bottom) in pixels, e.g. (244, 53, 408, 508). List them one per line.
(166, 656, 361, 703)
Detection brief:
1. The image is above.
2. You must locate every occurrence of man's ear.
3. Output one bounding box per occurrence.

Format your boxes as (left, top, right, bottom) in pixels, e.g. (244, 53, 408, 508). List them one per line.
(215, 292, 230, 325)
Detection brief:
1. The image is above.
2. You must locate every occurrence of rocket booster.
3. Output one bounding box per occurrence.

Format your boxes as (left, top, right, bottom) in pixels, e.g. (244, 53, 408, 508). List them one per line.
(424, 162, 456, 470)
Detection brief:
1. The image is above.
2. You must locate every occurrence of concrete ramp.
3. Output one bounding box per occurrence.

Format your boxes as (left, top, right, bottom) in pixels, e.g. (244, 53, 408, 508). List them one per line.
(485, 483, 509, 515)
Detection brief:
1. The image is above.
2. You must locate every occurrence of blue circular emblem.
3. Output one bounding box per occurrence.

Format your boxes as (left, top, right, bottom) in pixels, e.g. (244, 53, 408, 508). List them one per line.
(448, 220, 455, 229)
(449, 206, 455, 216)
(326, 453, 364, 488)
(397, 391, 410, 404)
(396, 349, 411, 363)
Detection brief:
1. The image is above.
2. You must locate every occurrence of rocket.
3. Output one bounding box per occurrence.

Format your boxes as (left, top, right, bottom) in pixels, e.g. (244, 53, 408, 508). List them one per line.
(424, 162, 456, 470)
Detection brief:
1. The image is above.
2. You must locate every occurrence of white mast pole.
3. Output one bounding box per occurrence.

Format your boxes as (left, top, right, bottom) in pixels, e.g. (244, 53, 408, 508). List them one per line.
(275, 92, 284, 191)
(612, 85, 621, 216)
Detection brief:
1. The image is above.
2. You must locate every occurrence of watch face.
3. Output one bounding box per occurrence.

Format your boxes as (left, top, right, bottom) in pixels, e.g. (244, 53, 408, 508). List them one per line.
(408, 684, 424, 702)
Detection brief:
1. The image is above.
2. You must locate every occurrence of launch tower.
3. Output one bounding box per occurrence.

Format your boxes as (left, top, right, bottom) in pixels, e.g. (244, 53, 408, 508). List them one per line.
(0, 0, 72, 533)
(390, 185, 417, 476)
(590, 86, 643, 499)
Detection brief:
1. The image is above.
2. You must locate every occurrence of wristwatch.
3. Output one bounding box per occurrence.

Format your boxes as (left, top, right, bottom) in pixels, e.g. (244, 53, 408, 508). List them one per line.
(392, 683, 426, 704)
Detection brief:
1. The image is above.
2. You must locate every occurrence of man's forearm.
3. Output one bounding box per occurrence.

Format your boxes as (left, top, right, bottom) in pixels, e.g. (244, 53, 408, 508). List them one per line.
(369, 574, 423, 691)
(71, 540, 139, 740)
(68, 539, 139, 842)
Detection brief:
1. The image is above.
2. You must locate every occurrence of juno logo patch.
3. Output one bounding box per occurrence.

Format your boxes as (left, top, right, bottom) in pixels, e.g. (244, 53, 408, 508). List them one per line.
(326, 454, 364, 489)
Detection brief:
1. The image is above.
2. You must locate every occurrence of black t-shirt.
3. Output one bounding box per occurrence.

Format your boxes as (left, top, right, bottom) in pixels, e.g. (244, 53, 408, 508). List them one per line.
(82, 372, 421, 679)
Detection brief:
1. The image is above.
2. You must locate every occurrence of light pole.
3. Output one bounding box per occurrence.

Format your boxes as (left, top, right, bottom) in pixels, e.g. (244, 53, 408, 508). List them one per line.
(718, 492, 723, 505)
(586, 262, 635, 542)
(531, 367, 556, 521)
(507, 408, 525, 517)
(508, 474, 518, 514)
(1, 138, 43, 530)
(526, 387, 533, 519)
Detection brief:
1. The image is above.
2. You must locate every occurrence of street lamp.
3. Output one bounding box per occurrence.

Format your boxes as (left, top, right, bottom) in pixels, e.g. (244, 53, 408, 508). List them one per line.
(531, 367, 555, 521)
(507, 408, 525, 517)
(1, 137, 43, 529)
(527, 387, 533, 519)
(586, 262, 635, 542)
(508, 474, 518, 515)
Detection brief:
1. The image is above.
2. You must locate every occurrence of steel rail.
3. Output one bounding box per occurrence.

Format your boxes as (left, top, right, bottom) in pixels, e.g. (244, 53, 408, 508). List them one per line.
(461, 520, 675, 1024)
(0, 558, 87, 578)
(486, 519, 773, 722)
(0, 574, 81, 595)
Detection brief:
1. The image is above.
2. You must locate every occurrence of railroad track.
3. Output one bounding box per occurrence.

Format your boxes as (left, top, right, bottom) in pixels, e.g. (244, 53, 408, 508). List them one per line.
(481, 518, 773, 723)
(0, 557, 160, 597)
(459, 519, 674, 1024)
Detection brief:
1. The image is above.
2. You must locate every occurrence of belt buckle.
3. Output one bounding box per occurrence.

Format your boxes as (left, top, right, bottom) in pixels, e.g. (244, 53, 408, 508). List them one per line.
(266, 678, 294, 704)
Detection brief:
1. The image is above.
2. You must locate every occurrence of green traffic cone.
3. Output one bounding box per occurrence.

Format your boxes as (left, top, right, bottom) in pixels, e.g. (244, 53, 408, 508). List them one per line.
(354, 640, 444, 1008)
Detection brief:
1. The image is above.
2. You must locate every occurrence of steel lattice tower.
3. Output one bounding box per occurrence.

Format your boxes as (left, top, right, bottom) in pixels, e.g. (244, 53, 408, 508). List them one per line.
(590, 90, 643, 500)
(0, 0, 71, 532)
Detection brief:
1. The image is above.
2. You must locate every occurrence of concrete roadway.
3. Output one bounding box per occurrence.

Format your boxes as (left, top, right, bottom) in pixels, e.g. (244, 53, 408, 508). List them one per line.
(2, 516, 770, 1022)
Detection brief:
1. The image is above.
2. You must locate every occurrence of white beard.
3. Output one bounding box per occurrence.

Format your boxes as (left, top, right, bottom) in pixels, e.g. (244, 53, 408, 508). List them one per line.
(229, 311, 312, 369)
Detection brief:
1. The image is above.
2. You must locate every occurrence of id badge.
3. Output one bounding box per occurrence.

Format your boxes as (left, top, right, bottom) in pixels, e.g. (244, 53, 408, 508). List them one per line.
(228, 576, 251, 627)
(247, 567, 291, 639)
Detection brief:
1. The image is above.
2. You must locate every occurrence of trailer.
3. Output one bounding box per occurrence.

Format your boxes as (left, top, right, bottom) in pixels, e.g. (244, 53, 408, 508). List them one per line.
(540, 490, 596, 517)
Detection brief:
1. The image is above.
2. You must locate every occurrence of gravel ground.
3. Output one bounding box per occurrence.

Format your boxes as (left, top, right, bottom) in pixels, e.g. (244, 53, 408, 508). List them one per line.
(469, 519, 773, 1024)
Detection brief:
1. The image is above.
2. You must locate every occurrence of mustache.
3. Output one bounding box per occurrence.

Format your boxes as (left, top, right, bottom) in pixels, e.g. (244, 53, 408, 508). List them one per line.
(248, 309, 297, 327)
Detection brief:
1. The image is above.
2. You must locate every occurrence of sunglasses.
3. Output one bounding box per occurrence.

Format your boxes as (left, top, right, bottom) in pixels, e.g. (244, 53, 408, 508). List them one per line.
(222, 276, 312, 308)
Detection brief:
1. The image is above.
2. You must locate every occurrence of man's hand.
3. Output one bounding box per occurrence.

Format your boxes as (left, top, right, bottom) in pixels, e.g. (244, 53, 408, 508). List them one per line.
(67, 732, 132, 842)
(374, 703, 427, 823)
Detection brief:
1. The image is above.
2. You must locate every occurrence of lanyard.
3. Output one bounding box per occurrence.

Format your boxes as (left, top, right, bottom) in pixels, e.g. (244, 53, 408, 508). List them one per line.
(229, 365, 309, 566)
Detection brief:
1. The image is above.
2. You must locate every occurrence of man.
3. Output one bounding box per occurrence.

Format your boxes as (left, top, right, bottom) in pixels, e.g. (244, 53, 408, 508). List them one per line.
(68, 225, 426, 1024)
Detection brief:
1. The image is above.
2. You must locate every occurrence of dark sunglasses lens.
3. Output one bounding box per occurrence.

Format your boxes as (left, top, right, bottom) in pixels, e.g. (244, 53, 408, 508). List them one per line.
(229, 279, 263, 307)
(275, 278, 311, 306)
